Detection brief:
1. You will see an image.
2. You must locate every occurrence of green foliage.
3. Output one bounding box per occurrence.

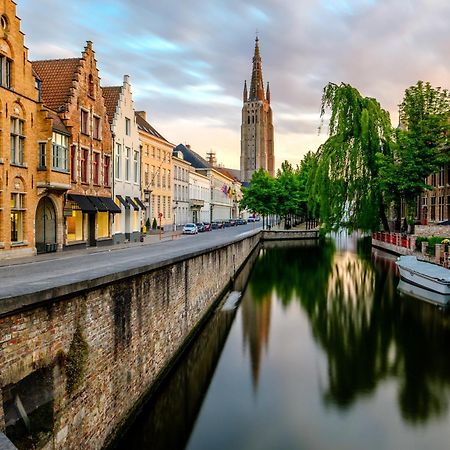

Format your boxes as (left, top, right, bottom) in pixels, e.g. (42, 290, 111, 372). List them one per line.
(379, 81, 450, 220)
(66, 326, 89, 395)
(314, 83, 393, 232)
(145, 218, 151, 229)
(152, 217, 157, 230)
(240, 169, 277, 216)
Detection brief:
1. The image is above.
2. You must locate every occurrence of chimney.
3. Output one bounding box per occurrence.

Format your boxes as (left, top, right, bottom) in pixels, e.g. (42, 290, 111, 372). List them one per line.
(136, 111, 147, 121)
(186, 144, 191, 149)
(124, 75, 130, 85)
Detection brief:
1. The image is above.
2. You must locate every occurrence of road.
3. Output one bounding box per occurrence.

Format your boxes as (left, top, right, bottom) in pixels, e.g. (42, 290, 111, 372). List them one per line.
(0, 223, 262, 303)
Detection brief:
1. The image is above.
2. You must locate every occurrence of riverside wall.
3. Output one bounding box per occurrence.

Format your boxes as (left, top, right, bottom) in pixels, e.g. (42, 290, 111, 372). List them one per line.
(0, 233, 260, 450)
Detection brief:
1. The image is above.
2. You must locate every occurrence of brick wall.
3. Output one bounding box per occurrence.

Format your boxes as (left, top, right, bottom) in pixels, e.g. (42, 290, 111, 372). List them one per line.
(415, 225, 450, 238)
(0, 233, 259, 449)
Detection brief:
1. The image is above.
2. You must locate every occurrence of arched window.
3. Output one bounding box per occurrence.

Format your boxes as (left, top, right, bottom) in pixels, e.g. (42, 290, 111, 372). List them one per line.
(11, 178, 25, 243)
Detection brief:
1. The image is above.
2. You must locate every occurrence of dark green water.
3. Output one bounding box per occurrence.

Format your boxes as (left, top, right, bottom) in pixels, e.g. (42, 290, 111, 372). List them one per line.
(114, 237, 450, 450)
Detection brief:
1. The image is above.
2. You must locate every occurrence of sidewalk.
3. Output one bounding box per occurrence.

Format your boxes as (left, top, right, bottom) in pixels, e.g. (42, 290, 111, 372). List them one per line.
(0, 230, 184, 268)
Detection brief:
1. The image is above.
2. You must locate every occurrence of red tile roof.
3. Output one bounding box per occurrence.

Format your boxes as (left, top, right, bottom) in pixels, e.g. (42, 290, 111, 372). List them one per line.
(32, 58, 81, 111)
(102, 86, 122, 125)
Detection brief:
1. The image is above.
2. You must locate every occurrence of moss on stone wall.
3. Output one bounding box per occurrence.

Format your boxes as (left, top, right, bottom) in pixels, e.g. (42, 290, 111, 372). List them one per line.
(65, 327, 89, 395)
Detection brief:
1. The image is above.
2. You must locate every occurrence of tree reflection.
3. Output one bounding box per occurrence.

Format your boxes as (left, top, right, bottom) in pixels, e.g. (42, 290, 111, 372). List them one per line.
(246, 238, 450, 425)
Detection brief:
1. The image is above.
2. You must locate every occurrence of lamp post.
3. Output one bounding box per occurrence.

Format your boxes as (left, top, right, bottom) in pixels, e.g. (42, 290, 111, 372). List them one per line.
(173, 201, 178, 232)
(144, 187, 152, 232)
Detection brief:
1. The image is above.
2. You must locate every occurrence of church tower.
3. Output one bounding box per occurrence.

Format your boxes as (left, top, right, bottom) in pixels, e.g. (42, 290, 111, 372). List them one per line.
(240, 37, 275, 182)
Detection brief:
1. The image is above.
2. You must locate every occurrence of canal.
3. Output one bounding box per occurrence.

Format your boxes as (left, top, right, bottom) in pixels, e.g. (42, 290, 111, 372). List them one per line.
(111, 235, 450, 450)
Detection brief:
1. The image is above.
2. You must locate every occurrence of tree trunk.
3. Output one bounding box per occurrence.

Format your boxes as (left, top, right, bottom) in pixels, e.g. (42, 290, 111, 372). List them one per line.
(379, 200, 390, 232)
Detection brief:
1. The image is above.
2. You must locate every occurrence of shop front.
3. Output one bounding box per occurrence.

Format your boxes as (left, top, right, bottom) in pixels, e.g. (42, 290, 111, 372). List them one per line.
(65, 194, 120, 249)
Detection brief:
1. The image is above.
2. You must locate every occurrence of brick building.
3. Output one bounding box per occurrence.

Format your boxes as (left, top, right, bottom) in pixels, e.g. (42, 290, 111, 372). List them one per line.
(0, 0, 71, 259)
(33, 42, 120, 250)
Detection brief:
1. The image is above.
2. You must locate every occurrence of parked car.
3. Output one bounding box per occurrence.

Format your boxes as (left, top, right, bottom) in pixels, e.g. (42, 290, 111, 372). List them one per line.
(183, 223, 198, 234)
(229, 220, 237, 227)
(196, 222, 205, 232)
(236, 218, 247, 225)
(212, 221, 224, 229)
(248, 217, 256, 223)
(203, 222, 212, 231)
(223, 220, 231, 228)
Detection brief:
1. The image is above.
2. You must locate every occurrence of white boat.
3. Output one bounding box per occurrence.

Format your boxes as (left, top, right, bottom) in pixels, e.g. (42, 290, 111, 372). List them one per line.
(396, 255, 450, 306)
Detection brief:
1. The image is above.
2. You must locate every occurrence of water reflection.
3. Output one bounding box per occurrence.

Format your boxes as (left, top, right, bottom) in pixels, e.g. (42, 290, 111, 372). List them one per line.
(248, 237, 450, 425)
(112, 237, 450, 450)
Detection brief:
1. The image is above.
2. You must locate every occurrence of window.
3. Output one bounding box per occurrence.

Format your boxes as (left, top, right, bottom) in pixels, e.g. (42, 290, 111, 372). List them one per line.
(168, 170, 171, 189)
(52, 132, 68, 171)
(67, 209, 84, 241)
(115, 143, 121, 179)
(39, 143, 46, 169)
(439, 166, 445, 187)
(104, 155, 111, 186)
(1, 15, 8, 31)
(431, 196, 436, 221)
(93, 152, 100, 185)
(163, 196, 166, 217)
(168, 196, 171, 218)
(125, 147, 130, 181)
(439, 196, 445, 221)
(145, 145, 149, 157)
(70, 146, 77, 182)
(152, 146, 155, 158)
(145, 164, 149, 186)
(98, 212, 109, 238)
(162, 168, 166, 188)
(10, 193, 25, 243)
(93, 116, 101, 140)
(125, 117, 131, 136)
(35, 78, 42, 102)
(10, 118, 24, 165)
(81, 148, 89, 183)
(0, 54, 12, 88)
(81, 109, 89, 135)
(157, 148, 161, 160)
(134, 150, 139, 183)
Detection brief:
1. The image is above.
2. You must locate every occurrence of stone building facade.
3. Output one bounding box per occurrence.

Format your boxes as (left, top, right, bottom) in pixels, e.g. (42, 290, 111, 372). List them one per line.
(103, 76, 143, 243)
(240, 37, 275, 182)
(33, 42, 120, 250)
(172, 150, 192, 228)
(0, 0, 71, 259)
(137, 112, 174, 230)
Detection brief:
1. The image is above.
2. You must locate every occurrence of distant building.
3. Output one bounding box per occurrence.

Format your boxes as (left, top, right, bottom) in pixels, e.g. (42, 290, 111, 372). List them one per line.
(419, 165, 450, 224)
(103, 75, 143, 243)
(172, 149, 191, 227)
(174, 144, 235, 221)
(240, 37, 275, 182)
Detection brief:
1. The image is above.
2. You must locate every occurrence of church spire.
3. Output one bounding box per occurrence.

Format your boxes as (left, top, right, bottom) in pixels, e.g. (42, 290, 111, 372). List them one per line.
(249, 36, 265, 101)
(243, 80, 248, 102)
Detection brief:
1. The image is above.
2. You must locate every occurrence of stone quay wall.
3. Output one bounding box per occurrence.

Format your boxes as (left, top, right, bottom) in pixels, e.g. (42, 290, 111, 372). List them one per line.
(262, 230, 319, 240)
(0, 233, 260, 450)
(415, 225, 450, 238)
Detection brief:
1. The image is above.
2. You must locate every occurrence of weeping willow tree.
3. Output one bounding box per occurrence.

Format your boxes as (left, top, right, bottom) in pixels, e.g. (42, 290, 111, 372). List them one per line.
(314, 83, 393, 232)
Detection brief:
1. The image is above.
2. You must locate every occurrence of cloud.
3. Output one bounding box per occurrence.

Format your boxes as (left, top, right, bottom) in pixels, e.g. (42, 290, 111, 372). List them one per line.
(15, 0, 450, 169)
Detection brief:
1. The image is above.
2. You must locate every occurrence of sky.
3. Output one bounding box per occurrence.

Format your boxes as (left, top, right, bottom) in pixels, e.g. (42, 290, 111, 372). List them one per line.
(16, 0, 450, 170)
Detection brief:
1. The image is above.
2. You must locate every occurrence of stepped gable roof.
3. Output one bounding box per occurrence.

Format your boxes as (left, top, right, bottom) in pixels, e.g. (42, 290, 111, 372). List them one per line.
(174, 144, 211, 170)
(135, 113, 168, 142)
(102, 86, 122, 125)
(47, 110, 70, 135)
(32, 58, 81, 111)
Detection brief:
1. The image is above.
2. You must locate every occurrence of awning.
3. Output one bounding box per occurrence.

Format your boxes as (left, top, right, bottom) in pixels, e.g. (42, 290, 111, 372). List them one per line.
(134, 197, 146, 209)
(87, 196, 109, 212)
(67, 194, 97, 213)
(99, 197, 121, 213)
(116, 195, 129, 209)
(126, 196, 139, 211)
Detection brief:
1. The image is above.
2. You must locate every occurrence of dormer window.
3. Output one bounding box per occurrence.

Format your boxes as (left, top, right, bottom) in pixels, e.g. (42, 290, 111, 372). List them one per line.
(0, 54, 12, 88)
(35, 78, 42, 102)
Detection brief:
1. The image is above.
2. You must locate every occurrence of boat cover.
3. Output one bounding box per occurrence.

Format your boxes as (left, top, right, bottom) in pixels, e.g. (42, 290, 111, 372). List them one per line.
(397, 256, 450, 282)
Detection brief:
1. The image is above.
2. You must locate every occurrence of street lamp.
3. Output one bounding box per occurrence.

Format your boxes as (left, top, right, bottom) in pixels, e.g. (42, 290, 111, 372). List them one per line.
(144, 187, 152, 229)
(173, 200, 178, 231)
